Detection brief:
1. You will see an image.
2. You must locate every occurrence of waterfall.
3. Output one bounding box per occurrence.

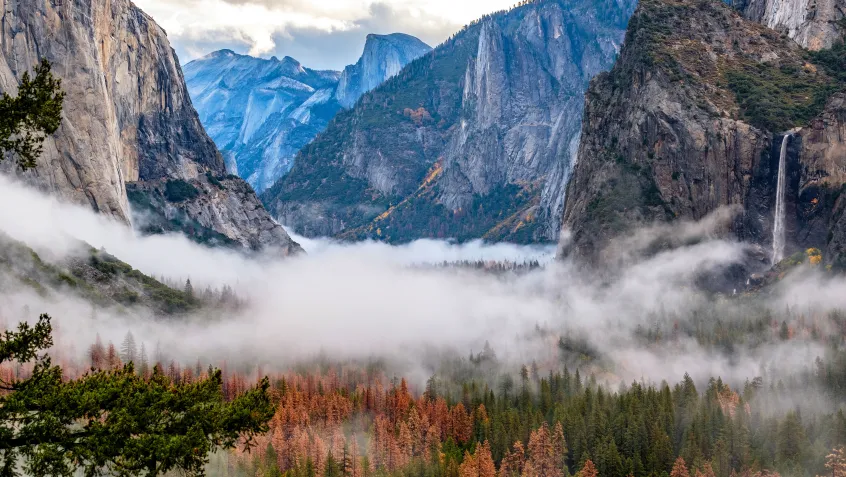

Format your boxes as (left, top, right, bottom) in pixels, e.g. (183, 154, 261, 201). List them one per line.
(771, 133, 791, 264)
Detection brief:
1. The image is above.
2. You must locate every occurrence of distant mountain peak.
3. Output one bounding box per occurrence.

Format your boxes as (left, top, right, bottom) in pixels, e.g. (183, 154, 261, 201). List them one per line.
(334, 32, 432, 108)
(208, 48, 238, 59)
(185, 32, 430, 194)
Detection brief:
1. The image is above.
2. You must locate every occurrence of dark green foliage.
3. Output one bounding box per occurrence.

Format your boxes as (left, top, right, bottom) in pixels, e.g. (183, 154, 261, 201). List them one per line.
(205, 172, 224, 189)
(86, 250, 198, 314)
(0, 233, 198, 313)
(726, 61, 840, 132)
(810, 40, 846, 85)
(164, 179, 201, 203)
(0, 58, 65, 170)
(0, 315, 274, 476)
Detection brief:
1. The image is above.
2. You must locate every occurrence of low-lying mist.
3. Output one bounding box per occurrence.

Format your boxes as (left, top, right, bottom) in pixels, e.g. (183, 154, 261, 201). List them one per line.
(0, 175, 843, 408)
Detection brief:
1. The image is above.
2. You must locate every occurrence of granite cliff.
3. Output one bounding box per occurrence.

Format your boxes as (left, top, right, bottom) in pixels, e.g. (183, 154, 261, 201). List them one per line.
(0, 0, 300, 254)
(560, 0, 846, 267)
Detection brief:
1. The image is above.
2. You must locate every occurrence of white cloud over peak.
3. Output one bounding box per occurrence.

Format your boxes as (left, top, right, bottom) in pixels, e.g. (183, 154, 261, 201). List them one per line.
(133, 0, 517, 69)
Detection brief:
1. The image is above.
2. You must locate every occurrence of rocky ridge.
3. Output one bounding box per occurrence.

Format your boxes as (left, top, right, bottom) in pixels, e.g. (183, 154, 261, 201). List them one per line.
(732, 0, 845, 50)
(334, 33, 433, 108)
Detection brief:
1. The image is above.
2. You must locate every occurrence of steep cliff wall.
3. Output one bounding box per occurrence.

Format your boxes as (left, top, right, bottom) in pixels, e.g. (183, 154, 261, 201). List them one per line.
(561, 0, 845, 266)
(0, 0, 300, 255)
(733, 0, 845, 50)
(263, 0, 636, 243)
(334, 33, 432, 108)
(796, 93, 846, 267)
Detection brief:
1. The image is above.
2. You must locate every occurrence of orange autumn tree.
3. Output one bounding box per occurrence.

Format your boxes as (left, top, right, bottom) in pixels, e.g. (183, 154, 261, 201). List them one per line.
(526, 422, 567, 477)
(695, 462, 717, 477)
(579, 459, 599, 477)
(500, 441, 526, 477)
(821, 447, 846, 477)
(458, 441, 497, 477)
(671, 457, 691, 477)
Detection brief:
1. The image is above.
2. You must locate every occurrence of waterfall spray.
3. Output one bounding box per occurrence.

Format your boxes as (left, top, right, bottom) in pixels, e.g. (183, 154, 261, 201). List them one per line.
(771, 133, 791, 265)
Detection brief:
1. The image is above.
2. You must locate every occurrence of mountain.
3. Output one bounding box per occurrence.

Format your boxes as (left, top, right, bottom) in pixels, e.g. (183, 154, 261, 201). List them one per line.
(183, 35, 432, 194)
(731, 0, 845, 50)
(183, 52, 342, 193)
(262, 0, 637, 243)
(334, 33, 434, 108)
(0, 0, 301, 255)
(560, 0, 846, 267)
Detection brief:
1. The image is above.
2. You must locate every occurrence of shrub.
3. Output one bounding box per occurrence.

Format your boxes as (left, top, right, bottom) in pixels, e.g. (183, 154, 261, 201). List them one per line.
(164, 179, 200, 203)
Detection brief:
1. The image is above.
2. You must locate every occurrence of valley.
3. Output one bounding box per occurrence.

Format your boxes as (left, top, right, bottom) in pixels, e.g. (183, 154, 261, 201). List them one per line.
(0, 0, 844, 475)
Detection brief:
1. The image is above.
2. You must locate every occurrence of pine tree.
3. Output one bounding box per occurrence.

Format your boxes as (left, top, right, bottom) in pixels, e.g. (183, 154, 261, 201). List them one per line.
(0, 314, 274, 476)
(184, 278, 194, 301)
(477, 441, 497, 477)
(106, 342, 121, 369)
(139, 342, 149, 378)
(89, 334, 105, 369)
(671, 457, 690, 477)
(822, 447, 846, 477)
(579, 459, 598, 477)
(120, 331, 138, 365)
(0, 58, 64, 170)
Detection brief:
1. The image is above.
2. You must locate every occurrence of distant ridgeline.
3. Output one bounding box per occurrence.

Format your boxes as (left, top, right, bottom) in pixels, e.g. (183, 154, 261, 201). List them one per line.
(259, 0, 637, 245)
(183, 34, 432, 194)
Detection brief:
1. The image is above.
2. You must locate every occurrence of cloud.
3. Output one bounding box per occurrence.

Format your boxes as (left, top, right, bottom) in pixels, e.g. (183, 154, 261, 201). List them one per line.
(133, 0, 516, 69)
(0, 175, 842, 402)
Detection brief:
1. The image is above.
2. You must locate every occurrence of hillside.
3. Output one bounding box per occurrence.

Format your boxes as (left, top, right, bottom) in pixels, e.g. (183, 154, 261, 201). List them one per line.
(261, 0, 636, 244)
(0, 233, 198, 316)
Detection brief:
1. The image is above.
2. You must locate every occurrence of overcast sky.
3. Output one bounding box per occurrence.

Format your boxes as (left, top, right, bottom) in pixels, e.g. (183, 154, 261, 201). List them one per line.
(134, 0, 516, 70)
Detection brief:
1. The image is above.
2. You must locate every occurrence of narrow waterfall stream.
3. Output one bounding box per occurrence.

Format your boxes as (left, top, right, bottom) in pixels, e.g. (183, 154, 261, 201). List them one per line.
(771, 133, 791, 264)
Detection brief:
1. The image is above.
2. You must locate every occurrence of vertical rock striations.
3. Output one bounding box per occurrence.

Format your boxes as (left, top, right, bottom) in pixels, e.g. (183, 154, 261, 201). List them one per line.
(262, 0, 636, 243)
(0, 0, 301, 255)
(732, 0, 845, 50)
(184, 51, 342, 193)
(334, 33, 433, 108)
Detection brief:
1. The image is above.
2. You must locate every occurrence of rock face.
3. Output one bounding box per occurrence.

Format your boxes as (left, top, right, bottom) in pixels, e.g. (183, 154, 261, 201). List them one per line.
(796, 93, 846, 268)
(0, 0, 301, 255)
(560, 0, 845, 267)
(334, 34, 433, 108)
(127, 175, 302, 255)
(184, 36, 431, 194)
(183, 52, 342, 193)
(732, 0, 845, 50)
(262, 0, 636, 243)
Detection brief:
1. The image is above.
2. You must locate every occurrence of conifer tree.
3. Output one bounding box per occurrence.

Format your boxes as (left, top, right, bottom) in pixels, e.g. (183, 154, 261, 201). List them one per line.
(120, 331, 138, 364)
(0, 58, 64, 169)
(0, 314, 274, 476)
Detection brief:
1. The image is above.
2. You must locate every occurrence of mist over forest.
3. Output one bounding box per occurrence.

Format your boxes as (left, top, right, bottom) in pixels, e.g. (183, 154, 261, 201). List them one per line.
(1, 0, 846, 474)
